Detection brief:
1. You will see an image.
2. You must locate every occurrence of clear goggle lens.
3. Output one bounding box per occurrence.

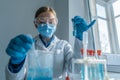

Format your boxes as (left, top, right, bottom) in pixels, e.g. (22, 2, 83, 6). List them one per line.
(35, 17, 57, 26)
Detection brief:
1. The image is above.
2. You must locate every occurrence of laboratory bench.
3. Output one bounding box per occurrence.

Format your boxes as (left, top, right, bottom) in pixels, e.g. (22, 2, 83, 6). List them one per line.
(53, 72, 120, 80)
(108, 72, 120, 80)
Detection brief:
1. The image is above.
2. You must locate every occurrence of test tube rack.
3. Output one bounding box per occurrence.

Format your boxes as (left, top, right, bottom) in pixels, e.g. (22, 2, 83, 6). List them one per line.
(72, 58, 109, 80)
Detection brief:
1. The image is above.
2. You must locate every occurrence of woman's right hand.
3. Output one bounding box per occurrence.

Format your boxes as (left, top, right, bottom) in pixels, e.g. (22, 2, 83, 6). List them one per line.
(6, 34, 34, 64)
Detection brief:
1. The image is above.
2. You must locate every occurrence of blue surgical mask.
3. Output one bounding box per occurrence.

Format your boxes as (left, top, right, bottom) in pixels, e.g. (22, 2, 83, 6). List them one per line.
(37, 24, 56, 38)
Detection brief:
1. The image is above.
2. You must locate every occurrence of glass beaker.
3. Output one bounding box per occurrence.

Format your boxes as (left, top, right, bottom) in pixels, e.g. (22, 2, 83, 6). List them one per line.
(26, 50, 54, 80)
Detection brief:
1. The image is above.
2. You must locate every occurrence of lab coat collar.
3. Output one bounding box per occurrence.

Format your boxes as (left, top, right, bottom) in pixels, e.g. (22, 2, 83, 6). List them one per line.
(39, 34, 55, 47)
(34, 34, 60, 50)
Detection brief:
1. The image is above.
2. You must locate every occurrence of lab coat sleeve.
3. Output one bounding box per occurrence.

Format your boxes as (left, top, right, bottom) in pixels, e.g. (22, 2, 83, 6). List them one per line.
(63, 38, 83, 73)
(63, 40, 73, 73)
(72, 38, 83, 73)
(5, 59, 27, 80)
(73, 38, 83, 59)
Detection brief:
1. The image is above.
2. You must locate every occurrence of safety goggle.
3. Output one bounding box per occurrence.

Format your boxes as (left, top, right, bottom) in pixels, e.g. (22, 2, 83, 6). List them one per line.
(34, 17, 57, 26)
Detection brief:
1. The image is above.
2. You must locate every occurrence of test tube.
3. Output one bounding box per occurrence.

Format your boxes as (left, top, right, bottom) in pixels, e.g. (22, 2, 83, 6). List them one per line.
(83, 32, 88, 59)
(83, 32, 89, 80)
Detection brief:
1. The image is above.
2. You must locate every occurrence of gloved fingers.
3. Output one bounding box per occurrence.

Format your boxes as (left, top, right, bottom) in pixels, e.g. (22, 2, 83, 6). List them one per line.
(6, 48, 26, 58)
(87, 20, 96, 28)
(72, 16, 83, 24)
(18, 34, 34, 44)
(23, 43, 33, 51)
(78, 22, 88, 32)
(72, 16, 88, 31)
(12, 36, 33, 51)
(8, 42, 26, 53)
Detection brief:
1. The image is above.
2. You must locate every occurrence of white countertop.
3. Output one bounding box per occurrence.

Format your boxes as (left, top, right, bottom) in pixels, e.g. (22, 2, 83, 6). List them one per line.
(53, 72, 120, 80)
(108, 72, 120, 80)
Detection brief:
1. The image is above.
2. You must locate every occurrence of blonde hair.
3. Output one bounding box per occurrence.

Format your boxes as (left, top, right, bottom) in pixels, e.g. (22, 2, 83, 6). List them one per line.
(35, 6, 57, 18)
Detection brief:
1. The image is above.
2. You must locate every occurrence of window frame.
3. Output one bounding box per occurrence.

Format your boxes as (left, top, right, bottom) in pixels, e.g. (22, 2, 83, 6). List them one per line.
(96, 0, 112, 53)
(95, 0, 120, 54)
(112, 0, 120, 51)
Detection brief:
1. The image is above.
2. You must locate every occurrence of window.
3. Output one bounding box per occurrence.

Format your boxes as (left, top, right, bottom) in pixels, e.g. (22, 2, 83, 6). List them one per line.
(96, 3, 111, 53)
(96, 4, 106, 18)
(95, 0, 120, 54)
(97, 18, 111, 53)
(113, 0, 120, 16)
(115, 17, 120, 48)
(113, 0, 120, 48)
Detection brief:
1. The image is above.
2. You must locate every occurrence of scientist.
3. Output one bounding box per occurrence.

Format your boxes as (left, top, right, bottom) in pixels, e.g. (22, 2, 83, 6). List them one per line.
(5, 6, 95, 80)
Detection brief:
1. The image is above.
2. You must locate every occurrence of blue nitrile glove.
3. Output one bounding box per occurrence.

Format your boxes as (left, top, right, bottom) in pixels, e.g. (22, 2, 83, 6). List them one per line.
(72, 16, 96, 41)
(6, 34, 34, 64)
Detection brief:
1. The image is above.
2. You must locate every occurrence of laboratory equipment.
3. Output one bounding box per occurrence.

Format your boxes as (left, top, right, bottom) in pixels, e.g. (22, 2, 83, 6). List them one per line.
(72, 51, 108, 80)
(66, 76, 70, 80)
(72, 32, 109, 80)
(26, 49, 54, 80)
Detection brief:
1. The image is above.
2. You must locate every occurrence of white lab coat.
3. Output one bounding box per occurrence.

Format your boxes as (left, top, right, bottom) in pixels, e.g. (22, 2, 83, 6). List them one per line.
(5, 35, 83, 80)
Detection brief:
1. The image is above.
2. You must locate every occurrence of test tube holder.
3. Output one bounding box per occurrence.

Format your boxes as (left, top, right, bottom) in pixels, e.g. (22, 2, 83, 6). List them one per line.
(72, 58, 109, 80)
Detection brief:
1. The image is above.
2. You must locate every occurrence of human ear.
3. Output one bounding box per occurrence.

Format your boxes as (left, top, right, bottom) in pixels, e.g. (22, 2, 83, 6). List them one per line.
(34, 21, 38, 28)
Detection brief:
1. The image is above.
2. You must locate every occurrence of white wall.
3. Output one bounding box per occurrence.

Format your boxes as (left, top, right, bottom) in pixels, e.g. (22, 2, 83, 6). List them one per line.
(0, 0, 54, 79)
(54, 0, 69, 41)
(54, 0, 87, 47)
(69, 0, 87, 46)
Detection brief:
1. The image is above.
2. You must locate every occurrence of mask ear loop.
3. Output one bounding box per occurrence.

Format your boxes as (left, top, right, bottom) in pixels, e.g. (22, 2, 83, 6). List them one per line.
(34, 18, 39, 27)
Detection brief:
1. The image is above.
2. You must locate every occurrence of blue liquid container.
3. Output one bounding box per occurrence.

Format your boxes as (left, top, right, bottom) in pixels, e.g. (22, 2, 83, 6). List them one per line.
(27, 67, 53, 80)
(27, 76, 52, 80)
(80, 64, 85, 80)
(98, 64, 104, 80)
(27, 50, 53, 80)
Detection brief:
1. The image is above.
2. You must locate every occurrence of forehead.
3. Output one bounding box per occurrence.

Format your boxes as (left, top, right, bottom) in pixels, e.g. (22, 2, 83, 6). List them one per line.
(37, 11, 55, 18)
